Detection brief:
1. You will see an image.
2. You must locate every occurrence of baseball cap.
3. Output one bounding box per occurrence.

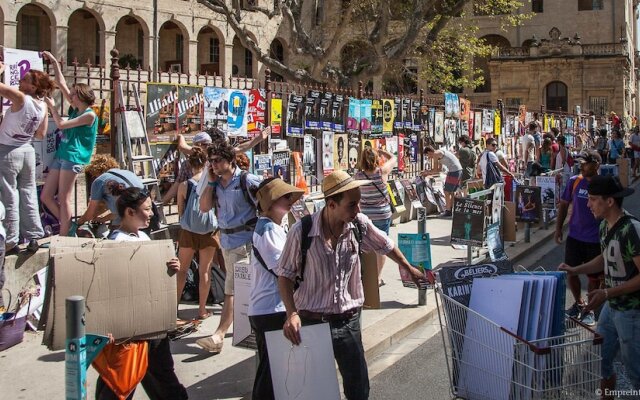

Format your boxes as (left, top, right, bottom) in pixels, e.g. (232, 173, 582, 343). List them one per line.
(587, 175, 634, 198)
(192, 132, 212, 145)
(575, 150, 601, 164)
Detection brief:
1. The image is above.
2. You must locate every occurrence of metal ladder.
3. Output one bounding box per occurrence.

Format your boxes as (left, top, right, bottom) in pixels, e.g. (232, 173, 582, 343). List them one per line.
(114, 82, 166, 224)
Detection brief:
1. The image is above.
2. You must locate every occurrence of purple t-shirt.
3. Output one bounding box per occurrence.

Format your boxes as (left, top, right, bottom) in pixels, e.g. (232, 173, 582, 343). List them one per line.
(561, 176, 600, 243)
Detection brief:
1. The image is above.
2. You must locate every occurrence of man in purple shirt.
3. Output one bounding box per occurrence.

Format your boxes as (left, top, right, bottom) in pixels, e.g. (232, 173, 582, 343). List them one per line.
(554, 150, 602, 325)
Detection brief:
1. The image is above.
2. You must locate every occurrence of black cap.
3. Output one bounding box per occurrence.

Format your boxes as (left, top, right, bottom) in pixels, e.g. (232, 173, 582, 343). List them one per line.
(575, 150, 602, 164)
(587, 175, 634, 198)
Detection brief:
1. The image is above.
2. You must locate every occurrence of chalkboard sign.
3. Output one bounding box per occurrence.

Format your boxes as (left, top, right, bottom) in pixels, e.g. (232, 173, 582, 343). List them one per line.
(451, 198, 486, 246)
(516, 185, 541, 223)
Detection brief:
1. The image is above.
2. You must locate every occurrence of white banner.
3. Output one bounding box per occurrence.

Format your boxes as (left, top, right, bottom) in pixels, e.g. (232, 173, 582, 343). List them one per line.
(3, 48, 44, 114)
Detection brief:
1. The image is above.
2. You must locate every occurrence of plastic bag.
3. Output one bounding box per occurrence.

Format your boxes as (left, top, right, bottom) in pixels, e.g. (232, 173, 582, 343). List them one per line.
(92, 341, 149, 399)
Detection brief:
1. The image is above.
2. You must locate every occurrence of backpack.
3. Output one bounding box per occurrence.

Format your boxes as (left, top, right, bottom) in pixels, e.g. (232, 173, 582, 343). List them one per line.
(482, 151, 504, 189)
(211, 170, 255, 212)
(181, 179, 217, 234)
(294, 214, 364, 291)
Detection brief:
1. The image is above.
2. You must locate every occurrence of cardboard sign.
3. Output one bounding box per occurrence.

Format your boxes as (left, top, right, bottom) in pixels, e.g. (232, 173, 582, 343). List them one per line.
(437, 260, 513, 307)
(232, 262, 256, 349)
(451, 198, 486, 246)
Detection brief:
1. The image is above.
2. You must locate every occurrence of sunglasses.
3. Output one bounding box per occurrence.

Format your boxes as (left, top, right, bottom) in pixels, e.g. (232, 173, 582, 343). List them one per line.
(208, 157, 224, 164)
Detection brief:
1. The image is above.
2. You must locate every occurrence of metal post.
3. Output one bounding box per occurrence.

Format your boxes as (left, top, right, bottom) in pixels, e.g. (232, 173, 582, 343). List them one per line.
(467, 245, 473, 265)
(524, 222, 531, 243)
(417, 207, 427, 306)
(65, 296, 86, 400)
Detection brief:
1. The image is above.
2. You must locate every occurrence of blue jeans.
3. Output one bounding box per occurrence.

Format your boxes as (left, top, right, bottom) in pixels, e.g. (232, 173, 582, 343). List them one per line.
(301, 312, 369, 400)
(372, 218, 391, 235)
(0, 144, 44, 247)
(596, 302, 640, 387)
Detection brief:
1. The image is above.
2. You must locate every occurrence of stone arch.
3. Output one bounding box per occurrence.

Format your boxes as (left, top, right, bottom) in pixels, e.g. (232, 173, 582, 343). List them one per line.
(522, 38, 536, 48)
(474, 34, 511, 93)
(115, 15, 150, 69)
(67, 9, 104, 65)
(16, 3, 56, 52)
(158, 19, 189, 73)
(544, 81, 568, 112)
(231, 33, 258, 78)
(269, 38, 286, 81)
(196, 25, 225, 75)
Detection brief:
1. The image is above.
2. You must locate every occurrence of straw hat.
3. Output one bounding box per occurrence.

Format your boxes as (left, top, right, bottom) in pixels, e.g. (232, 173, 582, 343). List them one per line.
(313, 170, 371, 199)
(256, 178, 304, 211)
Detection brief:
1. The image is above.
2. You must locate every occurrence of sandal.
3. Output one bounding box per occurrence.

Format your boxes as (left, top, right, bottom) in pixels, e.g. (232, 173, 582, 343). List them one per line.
(196, 336, 223, 353)
(378, 280, 386, 287)
(197, 312, 212, 320)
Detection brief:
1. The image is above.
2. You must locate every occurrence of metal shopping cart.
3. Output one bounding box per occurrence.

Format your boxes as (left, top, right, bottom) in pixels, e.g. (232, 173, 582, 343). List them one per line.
(435, 287, 603, 400)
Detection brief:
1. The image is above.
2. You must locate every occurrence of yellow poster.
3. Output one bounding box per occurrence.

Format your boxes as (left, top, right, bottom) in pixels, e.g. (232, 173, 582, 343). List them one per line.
(544, 114, 550, 132)
(382, 99, 394, 133)
(494, 112, 501, 135)
(271, 98, 282, 135)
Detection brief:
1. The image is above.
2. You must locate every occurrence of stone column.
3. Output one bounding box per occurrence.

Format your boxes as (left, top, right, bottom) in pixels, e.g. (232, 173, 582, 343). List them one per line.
(223, 43, 234, 84)
(103, 30, 117, 67)
(53, 25, 68, 61)
(3, 21, 18, 48)
(188, 39, 198, 76)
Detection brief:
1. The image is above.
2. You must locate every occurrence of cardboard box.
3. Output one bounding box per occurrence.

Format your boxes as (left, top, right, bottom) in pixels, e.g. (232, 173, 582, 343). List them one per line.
(42, 239, 177, 350)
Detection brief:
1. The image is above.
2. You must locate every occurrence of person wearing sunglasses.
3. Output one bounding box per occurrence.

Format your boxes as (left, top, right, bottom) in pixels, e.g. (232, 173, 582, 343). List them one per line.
(477, 138, 513, 189)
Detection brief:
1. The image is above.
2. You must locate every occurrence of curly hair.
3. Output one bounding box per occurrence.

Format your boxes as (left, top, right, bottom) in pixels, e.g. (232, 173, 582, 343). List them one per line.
(85, 154, 119, 180)
(207, 140, 235, 163)
(188, 146, 207, 170)
(27, 70, 57, 97)
(235, 152, 250, 171)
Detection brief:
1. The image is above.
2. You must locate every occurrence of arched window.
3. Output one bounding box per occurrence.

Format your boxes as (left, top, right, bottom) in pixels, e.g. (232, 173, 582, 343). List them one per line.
(474, 35, 510, 93)
(545, 81, 568, 112)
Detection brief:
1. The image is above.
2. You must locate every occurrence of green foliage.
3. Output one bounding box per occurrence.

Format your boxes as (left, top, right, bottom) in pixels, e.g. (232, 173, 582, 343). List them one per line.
(118, 53, 141, 69)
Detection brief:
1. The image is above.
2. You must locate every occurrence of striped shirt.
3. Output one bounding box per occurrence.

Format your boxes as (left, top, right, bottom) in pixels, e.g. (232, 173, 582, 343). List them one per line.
(354, 168, 393, 221)
(277, 211, 394, 314)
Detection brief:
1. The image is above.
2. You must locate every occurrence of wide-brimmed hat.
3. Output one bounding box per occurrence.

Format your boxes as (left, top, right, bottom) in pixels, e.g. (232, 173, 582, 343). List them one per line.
(575, 150, 601, 164)
(256, 178, 304, 212)
(588, 175, 634, 198)
(312, 170, 370, 199)
(192, 132, 212, 144)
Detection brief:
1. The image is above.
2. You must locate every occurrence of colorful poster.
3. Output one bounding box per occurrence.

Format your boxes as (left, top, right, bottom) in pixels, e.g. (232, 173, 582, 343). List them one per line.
(348, 134, 360, 174)
(247, 88, 267, 135)
(360, 99, 372, 133)
(305, 90, 322, 129)
(428, 108, 435, 138)
(494, 110, 501, 136)
(487, 222, 508, 262)
(516, 185, 541, 223)
(177, 85, 203, 136)
(272, 150, 291, 183)
(203, 86, 228, 132)
(92, 101, 111, 136)
(444, 93, 460, 119)
(146, 83, 178, 142)
(535, 176, 558, 211)
(398, 233, 433, 289)
(2, 48, 44, 114)
(320, 91, 333, 130)
(371, 99, 383, 134)
(253, 153, 272, 178)
(331, 94, 345, 132)
(451, 198, 486, 246)
(33, 118, 62, 182)
(382, 99, 394, 133)
(227, 89, 248, 136)
(303, 134, 316, 174)
(398, 133, 405, 171)
(322, 131, 334, 176)
(286, 94, 305, 137)
(291, 152, 308, 194)
(393, 97, 403, 130)
(347, 98, 360, 133)
(270, 96, 283, 138)
(386, 136, 398, 162)
(333, 134, 348, 171)
(468, 111, 475, 138)
(460, 99, 471, 122)
(518, 105, 527, 124)
(434, 111, 445, 143)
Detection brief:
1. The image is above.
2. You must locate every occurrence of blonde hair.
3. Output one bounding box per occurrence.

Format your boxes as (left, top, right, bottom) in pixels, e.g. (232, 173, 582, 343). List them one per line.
(360, 147, 378, 171)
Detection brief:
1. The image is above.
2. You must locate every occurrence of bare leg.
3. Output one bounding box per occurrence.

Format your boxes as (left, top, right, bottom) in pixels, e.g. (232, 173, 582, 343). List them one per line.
(197, 246, 215, 317)
(376, 253, 386, 285)
(213, 295, 234, 339)
(40, 169, 61, 219)
(57, 170, 79, 235)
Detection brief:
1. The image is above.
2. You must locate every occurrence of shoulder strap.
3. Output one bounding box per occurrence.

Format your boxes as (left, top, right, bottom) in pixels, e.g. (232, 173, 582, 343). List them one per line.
(571, 175, 583, 198)
(252, 246, 278, 277)
(351, 220, 364, 255)
(295, 214, 314, 290)
(106, 170, 134, 187)
(362, 171, 392, 206)
(239, 171, 253, 206)
(185, 179, 195, 206)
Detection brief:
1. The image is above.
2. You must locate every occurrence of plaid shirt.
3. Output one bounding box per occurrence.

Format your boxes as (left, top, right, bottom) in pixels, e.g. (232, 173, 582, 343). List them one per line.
(277, 211, 394, 314)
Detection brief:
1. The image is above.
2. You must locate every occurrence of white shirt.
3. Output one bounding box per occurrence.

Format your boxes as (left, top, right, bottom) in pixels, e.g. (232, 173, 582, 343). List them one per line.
(521, 134, 535, 163)
(479, 151, 499, 183)
(108, 229, 151, 242)
(0, 95, 46, 146)
(249, 217, 287, 316)
(439, 149, 462, 172)
(0, 202, 5, 240)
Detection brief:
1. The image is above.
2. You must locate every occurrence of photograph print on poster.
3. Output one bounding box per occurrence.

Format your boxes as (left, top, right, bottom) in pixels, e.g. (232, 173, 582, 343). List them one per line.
(516, 185, 541, 223)
(333, 134, 348, 171)
(434, 111, 445, 143)
(286, 94, 305, 137)
(203, 86, 228, 132)
(451, 198, 486, 246)
(322, 131, 335, 175)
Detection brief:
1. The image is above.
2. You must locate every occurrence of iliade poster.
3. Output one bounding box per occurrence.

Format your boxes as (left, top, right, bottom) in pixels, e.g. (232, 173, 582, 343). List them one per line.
(177, 85, 203, 136)
(320, 91, 333, 130)
(393, 97, 403, 130)
(333, 134, 348, 171)
(305, 90, 322, 129)
(382, 99, 394, 133)
(360, 99, 372, 133)
(371, 99, 383, 134)
(247, 88, 266, 135)
(516, 185, 541, 223)
(347, 97, 360, 133)
(332, 94, 345, 132)
(146, 83, 178, 141)
(203, 87, 228, 132)
(451, 198, 486, 246)
(272, 150, 290, 183)
(286, 94, 305, 137)
(347, 134, 360, 174)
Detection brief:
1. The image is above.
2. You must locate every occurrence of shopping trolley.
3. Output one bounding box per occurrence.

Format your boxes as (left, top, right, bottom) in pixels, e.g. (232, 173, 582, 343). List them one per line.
(435, 287, 603, 400)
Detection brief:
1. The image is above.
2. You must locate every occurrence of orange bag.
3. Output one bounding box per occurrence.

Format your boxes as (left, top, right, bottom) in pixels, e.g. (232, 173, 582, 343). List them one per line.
(92, 341, 149, 399)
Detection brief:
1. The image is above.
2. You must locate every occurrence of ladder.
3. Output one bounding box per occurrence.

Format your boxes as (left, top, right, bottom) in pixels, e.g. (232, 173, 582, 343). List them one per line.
(114, 82, 166, 224)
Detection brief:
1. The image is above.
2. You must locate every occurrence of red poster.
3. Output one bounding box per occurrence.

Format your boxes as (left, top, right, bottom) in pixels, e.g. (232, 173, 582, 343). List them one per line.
(468, 112, 474, 138)
(247, 89, 266, 135)
(398, 133, 405, 171)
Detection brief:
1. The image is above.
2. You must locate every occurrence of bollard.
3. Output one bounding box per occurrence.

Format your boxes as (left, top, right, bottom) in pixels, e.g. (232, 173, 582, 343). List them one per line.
(66, 296, 87, 400)
(525, 222, 531, 243)
(417, 207, 427, 306)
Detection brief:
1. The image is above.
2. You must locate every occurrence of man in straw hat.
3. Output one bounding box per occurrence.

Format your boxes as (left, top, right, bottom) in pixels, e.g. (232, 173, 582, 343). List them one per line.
(277, 170, 429, 400)
(559, 175, 640, 394)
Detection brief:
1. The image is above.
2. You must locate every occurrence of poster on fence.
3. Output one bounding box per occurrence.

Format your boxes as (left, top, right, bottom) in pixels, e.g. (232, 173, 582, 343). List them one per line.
(393, 97, 403, 130)
(460, 99, 471, 122)
(305, 90, 322, 129)
(203, 87, 228, 132)
(348, 134, 360, 174)
(286, 94, 305, 137)
(444, 92, 460, 119)
(486, 222, 508, 262)
(272, 150, 291, 183)
(333, 134, 348, 171)
(434, 111, 445, 143)
(247, 88, 266, 135)
(381, 99, 394, 134)
(451, 198, 486, 246)
(516, 185, 541, 223)
(347, 98, 360, 133)
(473, 111, 482, 140)
(401, 98, 411, 129)
(482, 109, 494, 134)
(360, 99, 372, 133)
(146, 83, 178, 142)
(253, 153, 272, 178)
(370, 99, 383, 135)
(177, 85, 203, 136)
(227, 89, 248, 137)
(322, 131, 334, 175)
(303, 134, 316, 175)
(535, 176, 558, 210)
(2, 48, 44, 114)
(332, 93, 345, 132)
(33, 118, 62, 182)
(320, 91, 333, 130)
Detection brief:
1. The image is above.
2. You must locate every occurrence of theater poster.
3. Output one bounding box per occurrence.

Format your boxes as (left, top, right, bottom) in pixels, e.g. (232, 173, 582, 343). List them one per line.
(348, 134, 360, 174)
(177, 85, 203, 137)
(322, 131, 334, 176)
(303, 134, 316, 175)
(146, 83, 178, 142)
(382, 99, 394, 133)
(305, 90, 322, 129)
(227, 89, 248, 137)
(333, 134, 348, 171)
(272, 150, 291, 183)
(331, 94, 345, 132)
(516, 185, 541, 223)
(371, 99, 383, 135)
(286, 94, 304, 137)
(2, 48, 44, 114)
(203, 87, 228, 132)
(347, 97, 360, 133)
(247, 88, 266, 135)
(360, 99, 372, 134)
(319, 91, 333, 131)
(393, 97, 403, 130)
(434, 111, 445, 143)
(270, 96, 283, 139)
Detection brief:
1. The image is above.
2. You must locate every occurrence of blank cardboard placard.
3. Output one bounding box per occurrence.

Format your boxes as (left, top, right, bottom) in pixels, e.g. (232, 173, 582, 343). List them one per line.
(266, 323, 340, 400)
(232, 261, 254, 348)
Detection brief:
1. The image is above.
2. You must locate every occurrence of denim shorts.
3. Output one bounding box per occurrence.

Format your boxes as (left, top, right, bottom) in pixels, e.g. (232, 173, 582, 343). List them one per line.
(597, 303, 640, 387)
(372, 218, 391, 235)
(50, 158, 83, 174)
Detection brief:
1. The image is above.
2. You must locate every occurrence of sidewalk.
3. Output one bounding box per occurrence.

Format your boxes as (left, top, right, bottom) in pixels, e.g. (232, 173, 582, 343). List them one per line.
(0, 200, 563, 399)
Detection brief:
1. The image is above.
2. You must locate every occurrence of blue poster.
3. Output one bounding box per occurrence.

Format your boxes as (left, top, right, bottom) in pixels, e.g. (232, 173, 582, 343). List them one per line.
(359, 99, 372, 133)
(398, 233, 433, 270)
(347, 98, 360, 133)
(227, 89, 248, 136)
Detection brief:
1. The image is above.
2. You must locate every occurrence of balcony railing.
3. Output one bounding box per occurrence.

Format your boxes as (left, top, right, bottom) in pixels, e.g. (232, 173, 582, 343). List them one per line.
(491, 42, 627, 60)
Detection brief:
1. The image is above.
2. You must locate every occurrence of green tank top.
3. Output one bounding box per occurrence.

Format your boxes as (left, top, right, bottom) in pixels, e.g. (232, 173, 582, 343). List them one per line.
(55, 107, 98, 165)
